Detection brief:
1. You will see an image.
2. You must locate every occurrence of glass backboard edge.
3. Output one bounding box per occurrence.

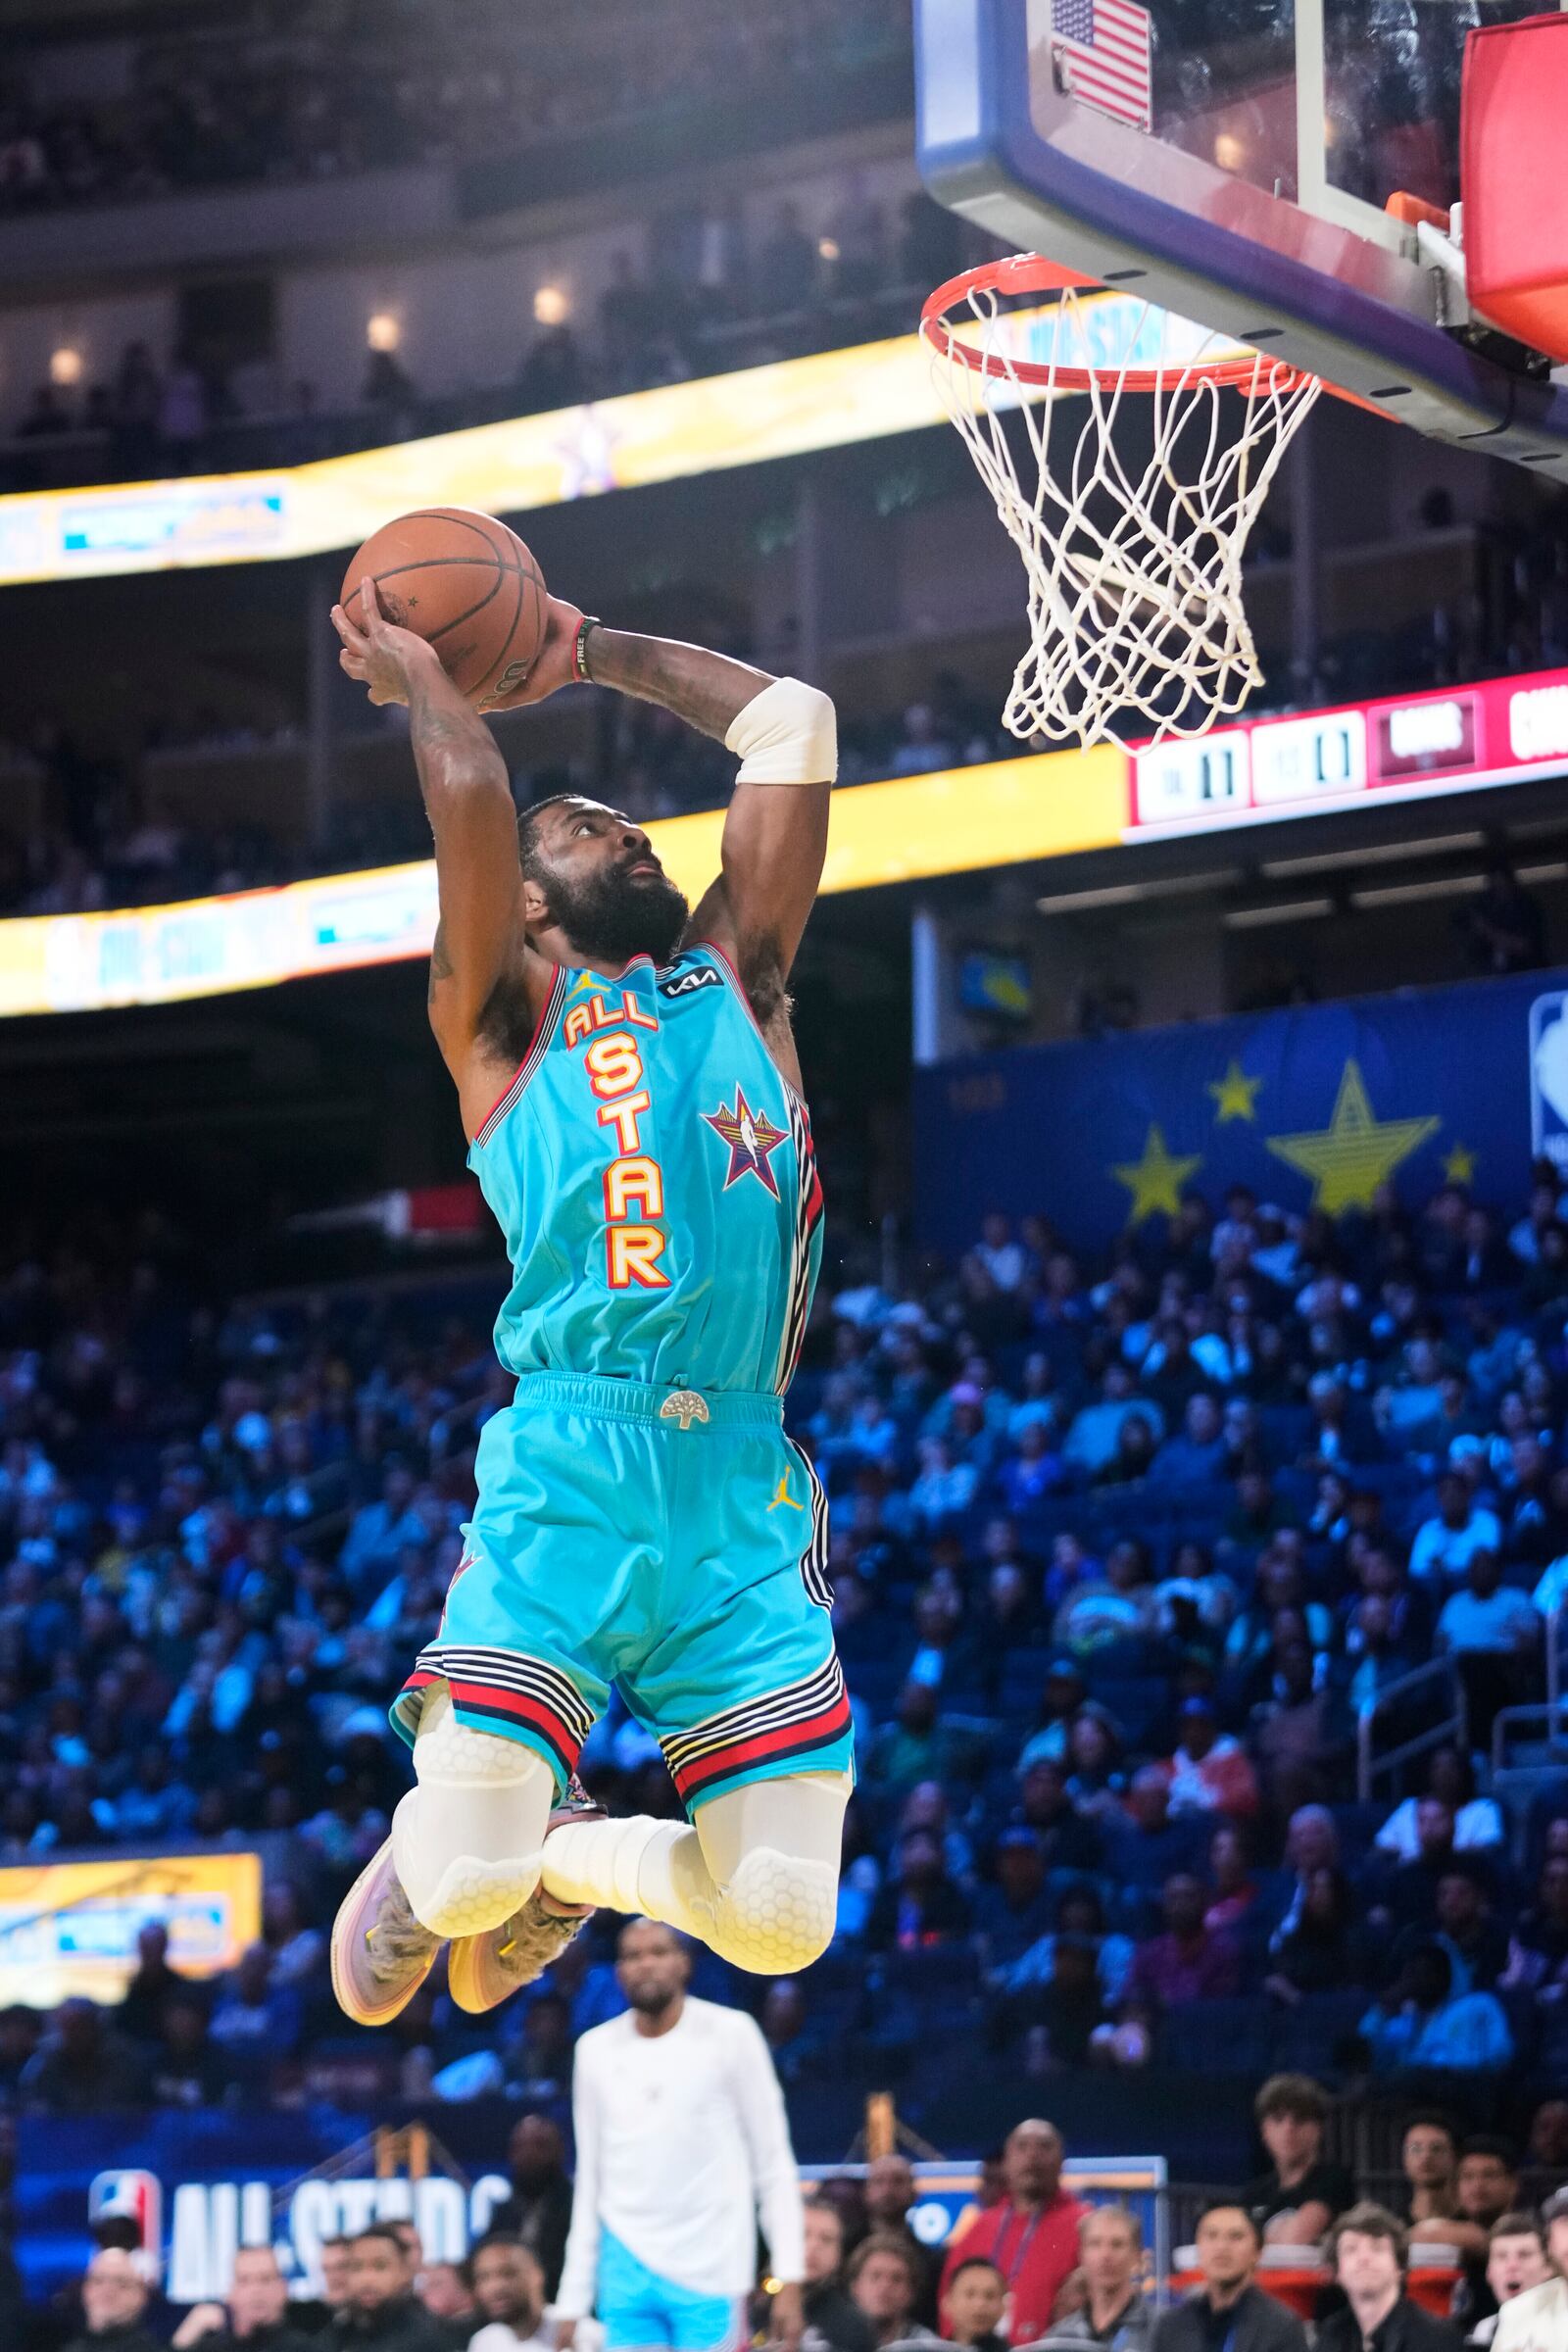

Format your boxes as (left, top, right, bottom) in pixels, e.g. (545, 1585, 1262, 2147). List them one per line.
(914, 0, 1568, 467)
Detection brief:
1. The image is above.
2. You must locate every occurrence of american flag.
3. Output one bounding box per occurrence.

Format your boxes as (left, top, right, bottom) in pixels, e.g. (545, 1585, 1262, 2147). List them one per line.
(1052, 0, 1152, 130)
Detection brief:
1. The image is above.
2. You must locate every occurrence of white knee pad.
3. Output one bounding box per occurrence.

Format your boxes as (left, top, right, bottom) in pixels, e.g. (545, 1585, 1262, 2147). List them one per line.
(392, 1683, 553, 1938)
(705, 1846, 838, 1975)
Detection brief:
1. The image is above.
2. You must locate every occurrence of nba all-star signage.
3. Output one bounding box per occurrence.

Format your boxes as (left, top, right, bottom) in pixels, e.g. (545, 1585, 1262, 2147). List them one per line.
(20, 2131, 1165, 2311)
(19, 2112, 514, 2306)
(915, 963, 1568, 1252)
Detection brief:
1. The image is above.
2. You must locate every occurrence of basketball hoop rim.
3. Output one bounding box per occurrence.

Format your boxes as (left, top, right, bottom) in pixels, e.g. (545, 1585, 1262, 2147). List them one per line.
(920, 252, 1320, 397)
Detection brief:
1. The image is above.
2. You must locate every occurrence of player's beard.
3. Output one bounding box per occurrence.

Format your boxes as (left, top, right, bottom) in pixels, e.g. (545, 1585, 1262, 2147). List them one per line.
(625, 1979, 680, 2018)
(534, 858, 689, 968)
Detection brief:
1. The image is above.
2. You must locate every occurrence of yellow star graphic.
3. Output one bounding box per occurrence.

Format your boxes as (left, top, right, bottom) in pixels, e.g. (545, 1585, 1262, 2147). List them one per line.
(1111, 1123, 1202, 1225)
(1444, 1143, 1477, 1186)
(1207, 1058, 1263, 1124)
(1264, 1059, 1440, 1214)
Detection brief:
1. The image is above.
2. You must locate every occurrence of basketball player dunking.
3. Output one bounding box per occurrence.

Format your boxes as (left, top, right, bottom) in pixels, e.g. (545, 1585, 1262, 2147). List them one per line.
(327, 579, 853, 2024)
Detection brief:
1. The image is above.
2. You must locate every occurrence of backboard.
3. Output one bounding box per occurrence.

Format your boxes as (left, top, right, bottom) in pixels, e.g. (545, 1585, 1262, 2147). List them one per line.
(915, 0, 1568, 468)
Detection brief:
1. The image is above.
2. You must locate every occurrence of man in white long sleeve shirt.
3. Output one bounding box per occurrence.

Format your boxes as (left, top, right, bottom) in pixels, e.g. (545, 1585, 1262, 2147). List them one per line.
(557, 1918, 806, 2352)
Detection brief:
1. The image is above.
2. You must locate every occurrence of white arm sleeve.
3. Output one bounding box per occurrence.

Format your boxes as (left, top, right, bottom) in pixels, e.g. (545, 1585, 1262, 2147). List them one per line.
(724, 677, 837, 786)
(556, 2039, 604, 2320)
(729, 2014, 806, 2283)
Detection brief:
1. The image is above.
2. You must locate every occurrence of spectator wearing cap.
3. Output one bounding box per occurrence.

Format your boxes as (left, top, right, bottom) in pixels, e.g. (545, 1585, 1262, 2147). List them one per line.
(1314, 2205, 1461, 2352)
(974, 1831, 1055, 1971)
(1004, 1885, 1136, 2013)
(940, 2121, 1085, 2347)
(1026, 2204, 1152, 2352)
(1469, 2216, 1552, 2349)
(1150, 2204, 1305, 2352)
(1243, 2076, 1355, 2246)
(1492, 2193, 1568, 2352)
(1152, 1699, 1260, 1820)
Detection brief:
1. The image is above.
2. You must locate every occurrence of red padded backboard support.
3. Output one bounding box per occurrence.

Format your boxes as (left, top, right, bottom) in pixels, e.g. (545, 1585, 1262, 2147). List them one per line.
(1462, 11, 1568, 365)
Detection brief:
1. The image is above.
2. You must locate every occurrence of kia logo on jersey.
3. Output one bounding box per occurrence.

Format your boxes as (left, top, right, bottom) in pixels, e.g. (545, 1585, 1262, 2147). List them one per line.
(659, 963, 721, 999)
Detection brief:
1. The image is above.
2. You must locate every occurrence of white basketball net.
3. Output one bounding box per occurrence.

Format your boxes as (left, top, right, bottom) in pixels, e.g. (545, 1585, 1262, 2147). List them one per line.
(925, 267, 1323, 749)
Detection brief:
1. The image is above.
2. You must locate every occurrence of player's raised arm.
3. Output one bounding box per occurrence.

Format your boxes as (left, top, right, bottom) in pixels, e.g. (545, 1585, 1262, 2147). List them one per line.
(491, 616, 835, 992)
(580, 628, 835, 986)
(330, 578, 527, 1066)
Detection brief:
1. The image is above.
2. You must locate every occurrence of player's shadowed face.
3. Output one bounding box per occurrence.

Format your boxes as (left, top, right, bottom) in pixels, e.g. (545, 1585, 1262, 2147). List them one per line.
(525, 800, 688, 968)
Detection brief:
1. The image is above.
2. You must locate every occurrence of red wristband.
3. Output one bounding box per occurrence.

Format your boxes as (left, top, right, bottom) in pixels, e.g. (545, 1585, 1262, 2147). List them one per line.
(571, 615, 601, 684)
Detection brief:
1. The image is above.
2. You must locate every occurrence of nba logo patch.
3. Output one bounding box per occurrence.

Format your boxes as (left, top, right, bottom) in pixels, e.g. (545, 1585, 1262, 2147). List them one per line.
(1531, 993, 1568, 1175)
(89, 2170, 162, 2258)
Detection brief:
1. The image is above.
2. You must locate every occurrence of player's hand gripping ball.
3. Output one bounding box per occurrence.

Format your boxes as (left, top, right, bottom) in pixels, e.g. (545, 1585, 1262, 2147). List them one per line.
(337, 506, 550, 709)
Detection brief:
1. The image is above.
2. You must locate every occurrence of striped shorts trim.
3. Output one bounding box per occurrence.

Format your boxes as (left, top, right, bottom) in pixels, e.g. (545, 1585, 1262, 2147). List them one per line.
(393, 1643, 595, 1779)
(660, 1656, 853, 1805)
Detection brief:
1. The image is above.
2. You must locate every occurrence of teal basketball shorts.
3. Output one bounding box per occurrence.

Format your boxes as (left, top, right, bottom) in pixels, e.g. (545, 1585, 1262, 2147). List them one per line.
(391, 1371, 855, 1814)
(597, 2230, 747, 2352)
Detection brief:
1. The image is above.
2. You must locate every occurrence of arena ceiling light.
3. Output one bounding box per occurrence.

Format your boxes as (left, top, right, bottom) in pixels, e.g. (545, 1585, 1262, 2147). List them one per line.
(49, 345, 82, 385)
(533, 285, 570, 325)
(1035, 870, 1239, 915)
(1221, 898, 1335, 928)
(1349, 873, 1488, 908)
(1259, 831, 1487, 880)
(366, 312, 402, 352)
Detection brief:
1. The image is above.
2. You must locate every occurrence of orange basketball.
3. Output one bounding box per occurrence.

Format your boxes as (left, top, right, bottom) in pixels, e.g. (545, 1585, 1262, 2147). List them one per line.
(340, 507, 548, 707)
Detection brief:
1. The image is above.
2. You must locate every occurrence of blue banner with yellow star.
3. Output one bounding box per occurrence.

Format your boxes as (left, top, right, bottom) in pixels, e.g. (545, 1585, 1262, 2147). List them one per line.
(913, 965, 1568, 1252)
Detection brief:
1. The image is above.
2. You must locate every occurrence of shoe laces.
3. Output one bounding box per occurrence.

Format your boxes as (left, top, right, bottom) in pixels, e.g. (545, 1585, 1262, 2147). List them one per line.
(366, 1877, 437, 1979)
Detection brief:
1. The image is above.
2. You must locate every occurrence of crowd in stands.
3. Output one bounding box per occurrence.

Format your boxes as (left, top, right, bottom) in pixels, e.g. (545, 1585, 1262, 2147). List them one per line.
(10, 1152, 1568, 2136)
(0, 0, 906, 222)
(33, 2095, 1568, 2348)
(10, 542, 1568, 923)
(0, 176, 968, 496)
(0, 670, 1010, 918)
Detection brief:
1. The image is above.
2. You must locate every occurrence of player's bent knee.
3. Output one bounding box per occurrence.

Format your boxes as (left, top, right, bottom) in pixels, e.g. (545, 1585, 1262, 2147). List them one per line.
(395, 1684, 558, 1936)
(706, 1846, 837, 1975)
(393, 1785, 548, 1938)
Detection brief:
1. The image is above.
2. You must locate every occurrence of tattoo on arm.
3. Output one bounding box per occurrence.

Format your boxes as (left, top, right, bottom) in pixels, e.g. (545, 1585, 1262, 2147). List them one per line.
(407, 666, 507, 818)
(584, 629, 768, 744)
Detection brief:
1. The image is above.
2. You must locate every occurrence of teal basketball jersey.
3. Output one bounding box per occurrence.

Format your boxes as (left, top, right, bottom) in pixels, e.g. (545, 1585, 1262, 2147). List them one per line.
(468, 941, 824, 1396)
